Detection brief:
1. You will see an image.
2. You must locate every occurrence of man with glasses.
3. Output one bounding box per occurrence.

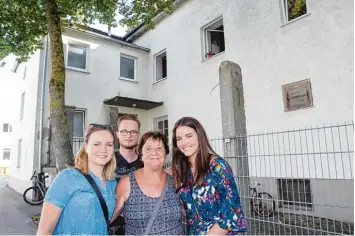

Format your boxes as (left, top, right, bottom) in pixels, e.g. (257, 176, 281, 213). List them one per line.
(115, 114, 144, 180)
(111, 114, 144, 235)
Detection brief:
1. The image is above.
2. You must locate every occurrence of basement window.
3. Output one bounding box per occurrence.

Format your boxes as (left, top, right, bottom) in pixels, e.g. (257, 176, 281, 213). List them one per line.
(203, 17, 225, 60)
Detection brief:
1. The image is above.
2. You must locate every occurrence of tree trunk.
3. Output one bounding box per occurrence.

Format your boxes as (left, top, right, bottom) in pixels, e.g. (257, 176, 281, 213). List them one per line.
(45, 0, 74, 171)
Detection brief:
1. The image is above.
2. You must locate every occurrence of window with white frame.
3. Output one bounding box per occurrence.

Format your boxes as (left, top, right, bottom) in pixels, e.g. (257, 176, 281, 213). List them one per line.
(155, 116, 169, 141)
(283, 0, 308, 23)
(73, 110, 85, 138)
(203, 17, 225, 59)
(17, 139, 22, 167)
(66, 43, 88, 70)
(120, 55, 137, 81)
(3, 148, 10, 160)
(155, 50, 167, 82)
(2, 123, 12, 132)
(20, 92, 25, 120)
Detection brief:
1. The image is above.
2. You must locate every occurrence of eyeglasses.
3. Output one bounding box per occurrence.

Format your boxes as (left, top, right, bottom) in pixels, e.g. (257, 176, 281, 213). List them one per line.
(119, 129, 139, 137)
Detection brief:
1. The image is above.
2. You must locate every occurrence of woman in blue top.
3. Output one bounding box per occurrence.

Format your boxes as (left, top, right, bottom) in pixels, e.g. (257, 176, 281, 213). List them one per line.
(37, 124, 117, 235)
(172, 117, 247, 235)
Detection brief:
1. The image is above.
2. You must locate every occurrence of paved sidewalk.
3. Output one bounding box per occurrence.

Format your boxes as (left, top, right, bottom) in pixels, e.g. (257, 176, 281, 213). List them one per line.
(0, 185, 41, 234)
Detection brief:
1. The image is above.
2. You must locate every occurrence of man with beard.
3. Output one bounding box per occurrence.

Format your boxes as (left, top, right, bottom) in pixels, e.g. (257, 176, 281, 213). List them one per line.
(115, 114, 144, 179)
(111, 114, 143, 235)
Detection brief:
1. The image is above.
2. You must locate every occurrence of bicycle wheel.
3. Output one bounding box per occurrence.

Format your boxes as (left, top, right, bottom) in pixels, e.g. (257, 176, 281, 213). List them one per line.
(23, 187, 44, 206)
(254, 192, 275, 217)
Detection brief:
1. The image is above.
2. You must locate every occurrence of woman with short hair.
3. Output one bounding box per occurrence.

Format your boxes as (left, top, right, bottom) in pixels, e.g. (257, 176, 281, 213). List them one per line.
(113, 131, 185, 235)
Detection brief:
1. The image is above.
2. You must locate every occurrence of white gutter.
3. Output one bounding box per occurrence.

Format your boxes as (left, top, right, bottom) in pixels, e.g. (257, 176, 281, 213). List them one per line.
(66, 28, 150, 52)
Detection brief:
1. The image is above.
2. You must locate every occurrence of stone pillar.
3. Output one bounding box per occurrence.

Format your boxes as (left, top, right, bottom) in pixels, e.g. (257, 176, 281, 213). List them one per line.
(109, 106, 119, 150)
(219, 61, 251, 222)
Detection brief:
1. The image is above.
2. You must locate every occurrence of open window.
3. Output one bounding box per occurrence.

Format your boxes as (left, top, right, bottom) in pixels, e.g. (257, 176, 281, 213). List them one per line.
(283, 0, 308, 23)
(203, 18, 225, 59)
(155, 50, 167, 82)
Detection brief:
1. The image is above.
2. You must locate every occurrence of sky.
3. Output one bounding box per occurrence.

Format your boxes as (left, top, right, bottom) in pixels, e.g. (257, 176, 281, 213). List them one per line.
(90, 14, 128, 37)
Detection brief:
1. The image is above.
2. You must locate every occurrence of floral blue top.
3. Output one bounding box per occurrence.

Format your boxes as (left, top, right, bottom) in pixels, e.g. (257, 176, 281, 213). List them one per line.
(44, 168, 117, 235)
(179, 157, 247, 235)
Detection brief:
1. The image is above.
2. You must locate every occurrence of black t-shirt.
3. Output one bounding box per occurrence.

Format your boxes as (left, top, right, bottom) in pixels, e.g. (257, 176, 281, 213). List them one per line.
(115, 151, 144, 180)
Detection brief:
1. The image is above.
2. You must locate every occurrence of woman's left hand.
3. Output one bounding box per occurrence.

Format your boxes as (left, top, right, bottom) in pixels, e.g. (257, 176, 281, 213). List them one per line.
(206, 223, 228, 235)
(164, 167, 173, 175)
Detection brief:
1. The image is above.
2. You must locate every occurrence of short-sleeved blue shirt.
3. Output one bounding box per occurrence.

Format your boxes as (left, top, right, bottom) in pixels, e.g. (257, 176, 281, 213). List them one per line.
(44, 168, 117, 235)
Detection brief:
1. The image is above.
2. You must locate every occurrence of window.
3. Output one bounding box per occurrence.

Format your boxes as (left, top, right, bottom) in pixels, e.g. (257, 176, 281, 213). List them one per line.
(282, 79, 313, 112)
(3, 148, 10, 160)
(155, 116, 169, 141)
(20, 92, 25, 120)
(283, 0, 308, 23)
(66, 43, 88, 70)
(17, 139, 22, 167)
(73, 110, 85, 138)
(2, 123, 12, 132)
(278, 179, 312, 209)
(120, 55, 137, 81)
(203, 17, 225, 59)
(155, 50, 167, 82)
(11, 59, 20, 73)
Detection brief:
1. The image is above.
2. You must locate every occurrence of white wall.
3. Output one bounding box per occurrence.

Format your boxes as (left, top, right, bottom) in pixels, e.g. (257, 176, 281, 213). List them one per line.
(3, 52, 42, 193)
(0, 56, 21, 170)
(41, 29, 151, 129)
(134, 0, 353, 137)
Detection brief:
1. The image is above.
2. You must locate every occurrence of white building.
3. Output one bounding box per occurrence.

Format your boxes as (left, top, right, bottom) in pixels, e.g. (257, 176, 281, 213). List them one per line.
(0, 56, 22, 176)
(6, 0, 353, 224)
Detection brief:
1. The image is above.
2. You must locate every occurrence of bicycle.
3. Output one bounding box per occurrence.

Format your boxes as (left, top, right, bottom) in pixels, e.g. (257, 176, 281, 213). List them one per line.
(23, 170, 49, 206)
(250, 182, 275, 217)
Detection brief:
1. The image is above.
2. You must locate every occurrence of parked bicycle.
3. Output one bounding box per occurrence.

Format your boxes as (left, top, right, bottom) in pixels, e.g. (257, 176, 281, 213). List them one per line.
(23, 170, 49, 206)
(250, 182, 275, 217)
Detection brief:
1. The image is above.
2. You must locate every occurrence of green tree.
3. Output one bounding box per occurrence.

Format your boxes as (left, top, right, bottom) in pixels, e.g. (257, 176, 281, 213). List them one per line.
(0, 0, 173, 171)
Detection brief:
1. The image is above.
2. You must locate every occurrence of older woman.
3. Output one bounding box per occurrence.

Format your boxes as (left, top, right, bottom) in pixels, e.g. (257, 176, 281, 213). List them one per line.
(113, 131, 185, 235)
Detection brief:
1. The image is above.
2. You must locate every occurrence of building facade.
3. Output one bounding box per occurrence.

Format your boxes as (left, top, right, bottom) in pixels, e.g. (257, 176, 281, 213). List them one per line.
(6, 0, 353, 225)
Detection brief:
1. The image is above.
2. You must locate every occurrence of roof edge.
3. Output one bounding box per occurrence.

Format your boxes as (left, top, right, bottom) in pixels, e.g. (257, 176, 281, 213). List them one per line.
(65, 27, 150, 52)
(123, 0, 187, 42)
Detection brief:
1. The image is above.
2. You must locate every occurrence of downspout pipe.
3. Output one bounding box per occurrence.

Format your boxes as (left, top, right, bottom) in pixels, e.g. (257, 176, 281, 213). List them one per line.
(38, 35, 48, 173)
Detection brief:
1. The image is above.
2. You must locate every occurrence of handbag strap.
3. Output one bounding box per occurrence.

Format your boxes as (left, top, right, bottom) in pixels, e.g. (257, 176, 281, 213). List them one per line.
(143, 176, 169, 235)
(79, 170, 109, 227)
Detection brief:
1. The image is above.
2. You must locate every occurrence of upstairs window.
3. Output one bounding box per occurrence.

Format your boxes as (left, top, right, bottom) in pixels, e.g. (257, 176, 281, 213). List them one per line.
(283, 0, 308, 23)
(3, 148, 10, 160)
(155, 50, 167, 82)
(20, 92, 25, 120)
(2, 123, 12, 132)
(66, 43, 88, 71)
(203, 17, 225, 60)
(120, 55, 137, 81)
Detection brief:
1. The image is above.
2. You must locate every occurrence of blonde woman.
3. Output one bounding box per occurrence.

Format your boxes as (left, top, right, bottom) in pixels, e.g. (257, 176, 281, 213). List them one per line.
(37, 124, 117, 235)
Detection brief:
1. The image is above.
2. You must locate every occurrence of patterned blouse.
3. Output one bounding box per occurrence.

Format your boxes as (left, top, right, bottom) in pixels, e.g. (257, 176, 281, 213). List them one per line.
(179, 157, 247, 235)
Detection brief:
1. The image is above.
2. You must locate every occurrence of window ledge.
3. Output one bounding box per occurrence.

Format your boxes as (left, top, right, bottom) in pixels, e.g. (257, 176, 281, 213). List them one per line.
(66, 67, 90, 74)
(119, 77, 138, 83)
(281, 13, 311, 28)
(284, 105, 314, 113)
(153, 77, 167, 85)
(202, 51, 225, 63)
